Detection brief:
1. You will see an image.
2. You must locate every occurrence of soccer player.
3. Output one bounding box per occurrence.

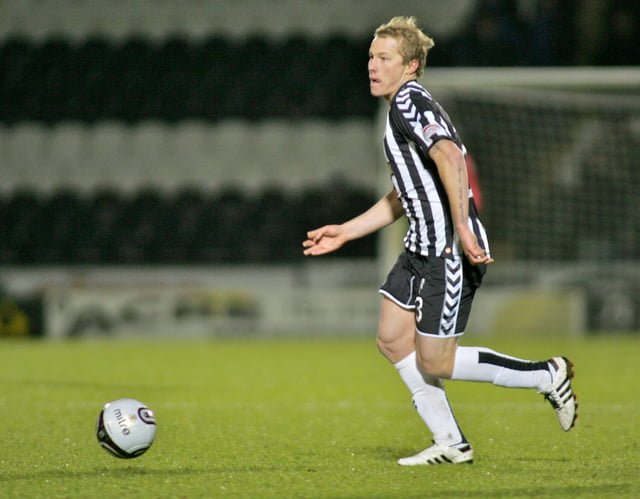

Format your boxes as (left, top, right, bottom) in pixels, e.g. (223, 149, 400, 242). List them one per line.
(303, 16, 577, 465)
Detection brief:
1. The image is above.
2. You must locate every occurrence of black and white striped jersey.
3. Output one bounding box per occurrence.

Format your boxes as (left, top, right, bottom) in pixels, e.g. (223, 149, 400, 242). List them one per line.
(383, 80, 490, 259)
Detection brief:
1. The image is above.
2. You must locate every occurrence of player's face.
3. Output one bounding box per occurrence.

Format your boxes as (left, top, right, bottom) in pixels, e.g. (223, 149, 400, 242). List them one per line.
(368, 36, 415, 102)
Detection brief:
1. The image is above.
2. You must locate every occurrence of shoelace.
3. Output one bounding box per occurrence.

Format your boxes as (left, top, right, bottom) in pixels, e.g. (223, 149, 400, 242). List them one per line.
(544, 379, 573, 409)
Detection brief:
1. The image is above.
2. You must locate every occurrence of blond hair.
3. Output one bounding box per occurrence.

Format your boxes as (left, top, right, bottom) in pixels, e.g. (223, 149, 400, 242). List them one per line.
(374, 16, 435, 77)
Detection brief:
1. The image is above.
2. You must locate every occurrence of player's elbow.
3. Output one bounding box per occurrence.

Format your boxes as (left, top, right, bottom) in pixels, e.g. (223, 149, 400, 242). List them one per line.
(430, 139, 464, 165)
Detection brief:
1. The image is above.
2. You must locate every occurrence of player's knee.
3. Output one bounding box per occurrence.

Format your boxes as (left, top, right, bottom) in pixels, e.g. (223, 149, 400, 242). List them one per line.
(375, 335, 387, 355)
(376, 334, 396, 361)
(376, 332, 413, 364)
(416, 352, 453, 379)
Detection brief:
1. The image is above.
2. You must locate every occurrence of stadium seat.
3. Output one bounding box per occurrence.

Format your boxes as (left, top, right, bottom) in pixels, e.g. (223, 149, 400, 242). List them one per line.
(0, 34, 377, 124)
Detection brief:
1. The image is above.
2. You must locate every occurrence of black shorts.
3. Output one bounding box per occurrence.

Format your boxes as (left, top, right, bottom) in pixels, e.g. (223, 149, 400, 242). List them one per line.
(379, 251, 486, 337)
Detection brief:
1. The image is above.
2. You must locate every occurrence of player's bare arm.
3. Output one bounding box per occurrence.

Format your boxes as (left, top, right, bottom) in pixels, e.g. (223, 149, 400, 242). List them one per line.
(429, 139, 494, 265)
(303, 189, 403, 256)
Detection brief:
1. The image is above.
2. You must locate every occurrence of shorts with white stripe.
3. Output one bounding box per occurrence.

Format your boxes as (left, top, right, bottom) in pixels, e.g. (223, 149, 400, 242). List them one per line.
(379, 251, 485, 337)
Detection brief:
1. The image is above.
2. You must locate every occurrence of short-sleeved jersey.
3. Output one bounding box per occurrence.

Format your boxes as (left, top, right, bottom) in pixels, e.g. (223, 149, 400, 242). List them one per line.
(383, 80, 490, 259)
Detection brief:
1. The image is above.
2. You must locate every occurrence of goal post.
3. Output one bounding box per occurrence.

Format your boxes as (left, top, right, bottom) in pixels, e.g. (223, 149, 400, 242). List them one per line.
(377, 67, 640, 268)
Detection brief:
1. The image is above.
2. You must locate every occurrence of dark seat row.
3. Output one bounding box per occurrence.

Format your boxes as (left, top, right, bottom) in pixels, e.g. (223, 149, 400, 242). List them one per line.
(0, 35, 377, 123)
(0, 186, 376, 264)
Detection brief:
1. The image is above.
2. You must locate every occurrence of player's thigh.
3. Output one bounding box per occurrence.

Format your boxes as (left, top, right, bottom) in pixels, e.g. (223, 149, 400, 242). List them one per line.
(377, 297, 415, 363)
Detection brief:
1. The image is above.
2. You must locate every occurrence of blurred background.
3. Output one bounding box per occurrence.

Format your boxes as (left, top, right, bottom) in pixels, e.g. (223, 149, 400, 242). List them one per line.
(1, 0, 639, 339)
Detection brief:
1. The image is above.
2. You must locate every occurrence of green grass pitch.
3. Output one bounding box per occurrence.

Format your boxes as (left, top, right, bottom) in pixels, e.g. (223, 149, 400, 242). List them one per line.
(1, 334, 638, 498)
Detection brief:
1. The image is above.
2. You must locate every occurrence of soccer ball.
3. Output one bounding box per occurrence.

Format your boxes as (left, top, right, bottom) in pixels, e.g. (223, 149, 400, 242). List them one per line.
(96, 398, 157, 458)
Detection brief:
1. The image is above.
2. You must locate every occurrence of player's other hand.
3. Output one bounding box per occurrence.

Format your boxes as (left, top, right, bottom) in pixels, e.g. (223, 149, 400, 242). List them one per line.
(303, 225, 347, 256)
(458, 226, 494, 265)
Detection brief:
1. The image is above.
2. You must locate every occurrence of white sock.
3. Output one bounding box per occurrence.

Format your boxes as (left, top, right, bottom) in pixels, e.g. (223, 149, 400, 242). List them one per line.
(394, 351, 466, 446)
(452, 346, 552, 389)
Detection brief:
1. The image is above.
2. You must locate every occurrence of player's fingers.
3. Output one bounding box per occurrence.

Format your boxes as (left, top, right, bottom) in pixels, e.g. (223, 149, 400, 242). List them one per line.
(307, 226, 328, 239)
(475, 253, 494, 264)
(308, 225, 339, 241)
(303, 246, 323, 256)
(466, 249, 492, 265)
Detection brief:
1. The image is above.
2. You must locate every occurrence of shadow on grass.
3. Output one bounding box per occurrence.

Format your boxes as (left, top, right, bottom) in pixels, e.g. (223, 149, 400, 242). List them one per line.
(408, 484, 634, 498)
(367, 447, 634, 498)
(373, 446, 578, 464)
(1, 461, 634, 498)
(0, 463, 308, 483)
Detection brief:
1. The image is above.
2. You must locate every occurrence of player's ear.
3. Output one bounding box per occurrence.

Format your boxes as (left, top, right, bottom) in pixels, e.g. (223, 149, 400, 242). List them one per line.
(406, 59, 419, 77)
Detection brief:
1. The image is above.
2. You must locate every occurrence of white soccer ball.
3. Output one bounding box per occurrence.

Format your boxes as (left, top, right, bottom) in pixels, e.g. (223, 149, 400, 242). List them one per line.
(96, 398, 157, 458)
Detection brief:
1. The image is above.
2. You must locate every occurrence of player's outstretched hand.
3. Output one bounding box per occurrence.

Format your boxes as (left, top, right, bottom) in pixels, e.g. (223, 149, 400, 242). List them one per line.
(303, 225, 347, 256)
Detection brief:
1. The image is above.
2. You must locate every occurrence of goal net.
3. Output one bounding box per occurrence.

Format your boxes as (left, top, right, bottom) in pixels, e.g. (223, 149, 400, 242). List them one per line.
(379, 68, 640, 264)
